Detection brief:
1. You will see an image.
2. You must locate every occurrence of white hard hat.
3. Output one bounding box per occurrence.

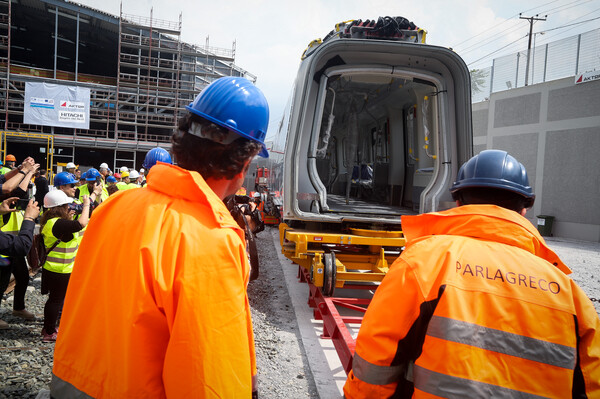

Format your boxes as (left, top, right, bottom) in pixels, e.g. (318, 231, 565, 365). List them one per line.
(66, 162, 76, 169)
(44, 190, 74, 208)
(99, 162, 109, 169)
(128, 170, 140, 179)
(140, 168, 145, 174)
(253, 192, 261, 198)
(120, 166, 129, 173)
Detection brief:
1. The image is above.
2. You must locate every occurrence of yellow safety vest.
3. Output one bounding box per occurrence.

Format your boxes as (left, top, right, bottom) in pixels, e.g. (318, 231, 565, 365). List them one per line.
(0, 211, 23, 259)
(42, 217, 82, 274)
(78, 184, 108, 202)
(116, 181, 128, 190)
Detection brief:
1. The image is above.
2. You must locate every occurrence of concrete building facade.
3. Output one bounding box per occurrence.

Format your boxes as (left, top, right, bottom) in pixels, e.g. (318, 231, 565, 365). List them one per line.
(472, 76, 600, 242)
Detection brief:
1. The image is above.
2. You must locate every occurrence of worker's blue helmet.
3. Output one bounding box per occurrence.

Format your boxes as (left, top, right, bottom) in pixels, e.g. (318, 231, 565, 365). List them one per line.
(450, 150, 535, 208)
(54, 171, 78, 187)
(106, 176, 117, 183)
(142, 147, 172, 169)
(85, 168, 101, 182)
(185, 77, 270, 158)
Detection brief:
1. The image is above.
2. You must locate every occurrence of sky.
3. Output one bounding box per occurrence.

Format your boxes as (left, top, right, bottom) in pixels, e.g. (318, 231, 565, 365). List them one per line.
(71, 0, 600, 139)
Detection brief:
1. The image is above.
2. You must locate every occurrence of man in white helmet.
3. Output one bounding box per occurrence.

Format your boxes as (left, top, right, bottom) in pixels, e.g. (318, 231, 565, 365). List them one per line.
(126, 170, 141, 189)
(98, 163, 110, 181)
(65, 162, 76, 175)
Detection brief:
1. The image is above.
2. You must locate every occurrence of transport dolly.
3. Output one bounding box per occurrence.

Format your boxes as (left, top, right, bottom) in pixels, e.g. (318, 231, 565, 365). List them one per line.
(279, 223, 405, 373)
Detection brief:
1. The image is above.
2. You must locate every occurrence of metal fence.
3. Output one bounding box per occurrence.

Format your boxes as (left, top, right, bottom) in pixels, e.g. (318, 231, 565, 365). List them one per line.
(471, 28, 600, 103)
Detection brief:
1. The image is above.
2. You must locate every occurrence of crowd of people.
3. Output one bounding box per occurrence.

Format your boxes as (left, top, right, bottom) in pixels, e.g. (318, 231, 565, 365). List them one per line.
(0, 147, 173, 339)
(0, 76, 598, 398)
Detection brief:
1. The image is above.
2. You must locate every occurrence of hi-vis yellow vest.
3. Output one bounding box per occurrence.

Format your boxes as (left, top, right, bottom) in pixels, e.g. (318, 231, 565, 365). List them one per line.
(78, 183, 108, 202)
(42, 218, 81, 274)
(0, 211, 23, 259)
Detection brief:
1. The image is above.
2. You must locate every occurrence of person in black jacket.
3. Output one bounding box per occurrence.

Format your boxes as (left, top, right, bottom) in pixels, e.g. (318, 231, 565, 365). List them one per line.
(0, 196, 40, 329)
(34, 169, 49, 211)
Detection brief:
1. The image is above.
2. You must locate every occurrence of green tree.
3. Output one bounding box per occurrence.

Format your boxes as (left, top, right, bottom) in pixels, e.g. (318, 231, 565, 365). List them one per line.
(470, 69, 488, 94)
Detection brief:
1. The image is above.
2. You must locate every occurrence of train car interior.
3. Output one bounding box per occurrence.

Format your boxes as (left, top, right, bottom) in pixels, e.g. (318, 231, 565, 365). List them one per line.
(306, 68, 440, 218)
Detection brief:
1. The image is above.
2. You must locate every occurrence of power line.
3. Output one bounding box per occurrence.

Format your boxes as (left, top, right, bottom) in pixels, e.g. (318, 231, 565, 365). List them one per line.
(450, 0, 562, 50)
(467, 34, 528, 66)
(537, 14, 600, 33)
(455, 0, 600, 57)
(537, 0, 595, 16)
(535, 5, 600, 42)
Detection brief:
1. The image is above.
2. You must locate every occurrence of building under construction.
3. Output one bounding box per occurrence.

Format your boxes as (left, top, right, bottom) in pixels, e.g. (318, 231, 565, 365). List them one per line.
(0, 0, 255, 174)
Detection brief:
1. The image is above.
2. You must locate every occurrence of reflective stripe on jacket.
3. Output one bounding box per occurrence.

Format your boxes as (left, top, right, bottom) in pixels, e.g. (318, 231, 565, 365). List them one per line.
(344, 205, 600, 398)
(41, 217, 78, 274)
(51, 163, 256, 398)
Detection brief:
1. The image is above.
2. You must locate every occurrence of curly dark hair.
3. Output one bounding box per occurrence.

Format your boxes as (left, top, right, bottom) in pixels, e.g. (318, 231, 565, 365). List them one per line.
(172, 113, 262, 180)
(40, 204, 70, 228)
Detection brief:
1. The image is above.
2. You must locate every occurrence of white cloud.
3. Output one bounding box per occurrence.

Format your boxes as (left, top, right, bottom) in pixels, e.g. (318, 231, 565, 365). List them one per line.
(75, 0, 600, 136)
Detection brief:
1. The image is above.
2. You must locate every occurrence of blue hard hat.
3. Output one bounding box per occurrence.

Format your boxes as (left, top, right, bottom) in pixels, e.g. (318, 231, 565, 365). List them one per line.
(142, 147, 172, 169)
(185, 77, 270, 158)
(450, 150, 535, 207)
(85, 168, 101, 181)
(106, 176, 117, 183)
(54, 171, 78, 187)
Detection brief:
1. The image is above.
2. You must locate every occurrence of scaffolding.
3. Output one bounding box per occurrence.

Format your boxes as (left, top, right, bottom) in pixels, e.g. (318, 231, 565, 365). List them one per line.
(116, 8, 243, 145)
(0, 0, 255, 170)
(0, 0, 9, 131)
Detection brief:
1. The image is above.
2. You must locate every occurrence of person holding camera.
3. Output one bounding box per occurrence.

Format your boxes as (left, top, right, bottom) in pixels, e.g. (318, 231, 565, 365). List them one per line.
(0, 196, 40, 329)
(75, 168, 106, 205)
(39, 190, 91, 342)
(0, 157, 40, 329)
(0, 157, 38, 199)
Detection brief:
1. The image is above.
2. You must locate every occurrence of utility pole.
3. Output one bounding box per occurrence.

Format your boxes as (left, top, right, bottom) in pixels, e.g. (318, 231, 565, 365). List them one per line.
(520, 13, 547, 86)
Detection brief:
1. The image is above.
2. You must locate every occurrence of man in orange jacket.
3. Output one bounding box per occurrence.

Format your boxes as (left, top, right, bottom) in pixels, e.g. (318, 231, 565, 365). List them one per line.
(51, 77, 270, 398)
(344, 150, 600, 398)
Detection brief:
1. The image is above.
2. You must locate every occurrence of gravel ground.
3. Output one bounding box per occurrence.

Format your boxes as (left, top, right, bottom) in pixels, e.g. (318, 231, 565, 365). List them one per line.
(0, 228, 318, 399)
(0, 232, 597, 398)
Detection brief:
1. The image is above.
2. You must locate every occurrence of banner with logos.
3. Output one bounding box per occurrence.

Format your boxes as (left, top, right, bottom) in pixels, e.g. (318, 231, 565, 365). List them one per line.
(24, 82, 90, 129)
(575, 70, 600, 85)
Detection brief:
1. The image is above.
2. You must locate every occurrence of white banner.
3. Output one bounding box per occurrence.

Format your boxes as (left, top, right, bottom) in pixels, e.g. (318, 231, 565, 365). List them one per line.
(24, 82, 90, 129)
(575, 70, 600, 85)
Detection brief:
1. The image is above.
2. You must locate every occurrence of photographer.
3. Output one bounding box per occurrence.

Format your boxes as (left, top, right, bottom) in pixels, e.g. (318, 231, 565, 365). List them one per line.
(75, 168, 106, 204)
(0, 197, 40, 329)
(39, 191, 91, 342)
(0, 157, 39, 200)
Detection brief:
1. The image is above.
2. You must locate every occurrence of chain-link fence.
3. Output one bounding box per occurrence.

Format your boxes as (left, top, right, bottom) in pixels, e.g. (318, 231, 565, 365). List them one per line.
(471, 28, 600, 103)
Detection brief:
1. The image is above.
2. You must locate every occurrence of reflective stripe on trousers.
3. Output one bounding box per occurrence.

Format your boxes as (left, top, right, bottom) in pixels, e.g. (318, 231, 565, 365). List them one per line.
(51, 374, 94, 398)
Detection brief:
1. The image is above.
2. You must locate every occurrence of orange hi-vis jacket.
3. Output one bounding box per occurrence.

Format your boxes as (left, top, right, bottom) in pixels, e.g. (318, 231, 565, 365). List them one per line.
(51, 163, 256, 398)
(344, 205, 600, 399)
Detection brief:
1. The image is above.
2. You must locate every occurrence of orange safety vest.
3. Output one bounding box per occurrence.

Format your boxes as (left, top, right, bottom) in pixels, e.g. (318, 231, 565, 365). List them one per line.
(52, 163, 256, 398)
(344, 205, 600, 398)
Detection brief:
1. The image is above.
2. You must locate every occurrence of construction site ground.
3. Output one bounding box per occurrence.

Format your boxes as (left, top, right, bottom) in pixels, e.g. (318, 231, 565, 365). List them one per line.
(0, 227, 598, 398)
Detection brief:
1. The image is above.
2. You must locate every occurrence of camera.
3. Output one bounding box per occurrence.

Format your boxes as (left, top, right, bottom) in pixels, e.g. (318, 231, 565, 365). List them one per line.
(68, 202, 84, 214)
(10, 198, 31, 211)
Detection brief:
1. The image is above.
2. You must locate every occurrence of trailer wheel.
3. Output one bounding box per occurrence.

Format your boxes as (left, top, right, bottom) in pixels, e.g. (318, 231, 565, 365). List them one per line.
(322, 252, 336, 297)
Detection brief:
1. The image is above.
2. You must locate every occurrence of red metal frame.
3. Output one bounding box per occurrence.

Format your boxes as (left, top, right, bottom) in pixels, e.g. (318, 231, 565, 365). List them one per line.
(297, 265, 372, 374)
